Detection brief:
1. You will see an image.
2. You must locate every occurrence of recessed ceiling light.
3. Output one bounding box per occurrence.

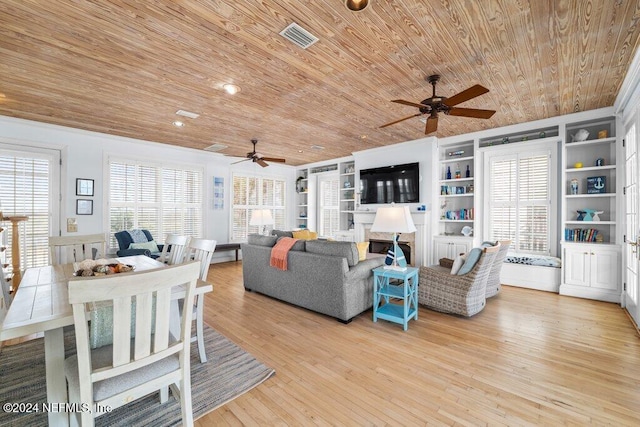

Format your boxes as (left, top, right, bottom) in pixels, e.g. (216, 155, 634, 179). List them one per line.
(360, 135, 367, 140)
(345, 0, 370, 11)
(173, 120, 185, 127)
(298, 150, 303, 153)
(223, 84, 241, 95)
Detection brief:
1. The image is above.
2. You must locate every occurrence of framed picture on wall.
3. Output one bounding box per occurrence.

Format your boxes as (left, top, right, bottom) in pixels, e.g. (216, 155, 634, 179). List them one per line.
(76, 178, 94, 196)
(76, 199, 93, 215)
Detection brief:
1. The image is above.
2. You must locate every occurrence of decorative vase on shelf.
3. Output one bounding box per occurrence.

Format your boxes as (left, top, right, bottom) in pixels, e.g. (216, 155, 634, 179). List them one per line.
(570, 179, 579, 195)
(571, 129, 589, 142)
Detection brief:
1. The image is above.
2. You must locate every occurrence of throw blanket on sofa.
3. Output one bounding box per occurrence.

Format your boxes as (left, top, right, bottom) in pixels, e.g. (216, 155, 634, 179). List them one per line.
(270, 237, 299, 271)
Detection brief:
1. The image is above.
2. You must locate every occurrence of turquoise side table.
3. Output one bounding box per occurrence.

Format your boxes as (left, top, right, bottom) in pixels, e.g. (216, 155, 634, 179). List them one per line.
(372, 266, 419, 331)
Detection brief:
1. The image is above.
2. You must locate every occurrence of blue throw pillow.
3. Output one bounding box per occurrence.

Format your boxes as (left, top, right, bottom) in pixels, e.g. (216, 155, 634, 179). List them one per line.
(457, 248, 482, 275)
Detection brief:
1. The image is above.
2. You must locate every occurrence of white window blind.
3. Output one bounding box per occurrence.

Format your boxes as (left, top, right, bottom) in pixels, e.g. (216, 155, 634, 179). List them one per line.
(0, 150, 57, 268)
(486, 148, 553, 254)
(231, 174, 286, 241)
(318, 174, 339, 237)
(108, 158, 203, 250)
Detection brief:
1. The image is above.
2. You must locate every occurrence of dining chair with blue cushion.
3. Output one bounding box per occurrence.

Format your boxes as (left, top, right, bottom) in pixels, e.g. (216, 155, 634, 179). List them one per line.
(114, 229, 163, 259)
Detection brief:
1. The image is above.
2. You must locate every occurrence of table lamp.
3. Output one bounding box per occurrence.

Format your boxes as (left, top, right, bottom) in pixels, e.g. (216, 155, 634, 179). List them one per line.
(250, 209, 274, 236)
(370, 205, 416, 271)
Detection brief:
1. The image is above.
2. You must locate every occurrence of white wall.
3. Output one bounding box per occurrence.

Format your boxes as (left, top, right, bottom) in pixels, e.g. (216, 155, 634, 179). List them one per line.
(0, 115, 295, 260)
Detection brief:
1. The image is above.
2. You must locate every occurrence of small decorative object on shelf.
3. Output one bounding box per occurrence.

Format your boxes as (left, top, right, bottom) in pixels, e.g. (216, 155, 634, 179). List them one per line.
(454, 163, 461, 179)
(587, 176, 606, 194)
(448, 150, 465, 157)
(576, 210, 586, 221)
(595, 157, 605, 166)
(344, 181, 351, 188)
(446, 166, 452, 180)
(582, 209, 596, 221)
(574, 162, 583, 168)
(501, 137, 509, 144)
(465, 165, 470, 177)
(539, 131, 546, 138)
(598, 129, 608, 139)
(461, 226, 473, 237)
(571, 129, 589, 142)
(570, 178, 579, 195)
(595, 233, 604, 243)
(592, 211, 603, 221)
(466, 184, 474, 193)
(296, 176, 304, 193)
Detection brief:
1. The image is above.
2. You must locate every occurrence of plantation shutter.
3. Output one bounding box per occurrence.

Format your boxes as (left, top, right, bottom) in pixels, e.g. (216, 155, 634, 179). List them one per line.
(0, 151, 56, 268)
(108, 158, 203, 250)
(318, 174, 339, 237)
(487, 149, 551, 254)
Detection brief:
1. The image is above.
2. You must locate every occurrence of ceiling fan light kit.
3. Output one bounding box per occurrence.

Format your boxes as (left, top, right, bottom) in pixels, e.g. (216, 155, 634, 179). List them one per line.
(345, 0, 370, 12)
(381, 74, 496, 134)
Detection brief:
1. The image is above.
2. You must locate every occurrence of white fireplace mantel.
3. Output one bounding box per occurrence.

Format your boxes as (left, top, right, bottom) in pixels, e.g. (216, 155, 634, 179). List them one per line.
(354, 209, 431, 267)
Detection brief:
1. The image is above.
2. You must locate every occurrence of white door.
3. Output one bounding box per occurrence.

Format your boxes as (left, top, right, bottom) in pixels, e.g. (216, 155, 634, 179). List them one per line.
(624, 121, 640, 325)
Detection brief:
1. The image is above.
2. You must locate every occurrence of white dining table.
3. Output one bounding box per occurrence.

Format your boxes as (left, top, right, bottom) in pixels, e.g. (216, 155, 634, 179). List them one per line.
(0, 255, 212, 427)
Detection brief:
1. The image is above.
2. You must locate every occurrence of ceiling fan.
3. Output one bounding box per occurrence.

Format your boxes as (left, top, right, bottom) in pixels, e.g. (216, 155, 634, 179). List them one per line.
(380, 74, 496, 134)
(231, 139, 286, 167)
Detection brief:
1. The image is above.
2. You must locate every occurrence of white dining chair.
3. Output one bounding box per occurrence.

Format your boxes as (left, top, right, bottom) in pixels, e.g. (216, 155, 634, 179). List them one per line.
(48, 233, 106, 265)
(159, 234, 190, 265)
(184, 238, 217, 363)
(65, 261, 200, 427)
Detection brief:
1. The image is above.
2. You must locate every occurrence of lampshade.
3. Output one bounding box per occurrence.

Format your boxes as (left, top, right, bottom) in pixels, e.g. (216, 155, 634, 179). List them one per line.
(370, 205, 416, 233)
(249, 209, 274, 226)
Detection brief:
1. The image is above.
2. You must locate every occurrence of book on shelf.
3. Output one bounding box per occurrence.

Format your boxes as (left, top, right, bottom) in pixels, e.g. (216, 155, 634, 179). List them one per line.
(564, 228, 599, 242)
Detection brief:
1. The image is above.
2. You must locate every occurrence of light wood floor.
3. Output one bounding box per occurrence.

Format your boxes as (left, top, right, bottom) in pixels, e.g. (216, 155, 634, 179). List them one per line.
(197, 261, 640, 426)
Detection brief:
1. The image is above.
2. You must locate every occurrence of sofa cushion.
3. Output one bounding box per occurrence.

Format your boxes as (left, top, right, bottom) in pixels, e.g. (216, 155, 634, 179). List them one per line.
(248, 234, 277, 247)
(292, 229, 318, 240)
(457, 248, 482, 275)
(450, 253, 467, 275)
(272, 229, 294, 238)
(356, 242, 369, 261)
(277, 236, 305, 251)
(128, 240, 160, 253)
(305, 240, 359, 267)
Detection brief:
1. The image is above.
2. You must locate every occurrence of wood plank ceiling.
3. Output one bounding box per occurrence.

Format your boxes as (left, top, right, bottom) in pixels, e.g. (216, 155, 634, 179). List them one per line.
(1, 1, 639, 166)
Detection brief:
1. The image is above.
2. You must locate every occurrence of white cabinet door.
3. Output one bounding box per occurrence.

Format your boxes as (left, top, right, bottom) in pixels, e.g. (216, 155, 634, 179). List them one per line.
(434, 240, 451, 261)
(591, 249, 619, 290)
(564, 246, 589, 286)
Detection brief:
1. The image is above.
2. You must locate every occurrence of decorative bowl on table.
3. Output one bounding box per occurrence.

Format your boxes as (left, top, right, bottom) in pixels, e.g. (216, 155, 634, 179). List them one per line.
(74, 259, 135, 276)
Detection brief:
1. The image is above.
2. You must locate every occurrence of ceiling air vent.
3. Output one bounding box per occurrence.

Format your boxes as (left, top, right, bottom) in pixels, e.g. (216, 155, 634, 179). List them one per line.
(279, 23, 319, 49)
(203, 143, 228, 152)
(175, 109, 200, 119)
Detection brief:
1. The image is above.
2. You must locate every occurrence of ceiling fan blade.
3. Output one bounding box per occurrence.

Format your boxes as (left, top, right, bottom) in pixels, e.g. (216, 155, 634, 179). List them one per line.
(425, 116, 438, 134)
(261, 157, 286, 163)
(392, 99, 431, 109)
(380, 113, 423, 128)
(231, 158, 251, 165)
(443, 84, 489, 107)
(256, 159, 269, 168)
(448, 107, 496, 119)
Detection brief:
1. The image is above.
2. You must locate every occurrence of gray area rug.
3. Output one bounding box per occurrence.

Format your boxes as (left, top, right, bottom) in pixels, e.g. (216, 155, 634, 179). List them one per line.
(0, 325, 275, 426)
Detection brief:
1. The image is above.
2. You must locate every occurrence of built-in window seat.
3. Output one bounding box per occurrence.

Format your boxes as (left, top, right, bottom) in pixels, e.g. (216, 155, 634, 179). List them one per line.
(500, 252, 561, 293)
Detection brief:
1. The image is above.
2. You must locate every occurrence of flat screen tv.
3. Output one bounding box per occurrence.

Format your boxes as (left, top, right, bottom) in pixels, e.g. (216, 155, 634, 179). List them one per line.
(359, 162, 420, 204)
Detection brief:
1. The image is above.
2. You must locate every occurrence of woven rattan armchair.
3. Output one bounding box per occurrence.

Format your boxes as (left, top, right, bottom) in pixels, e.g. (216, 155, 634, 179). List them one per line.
(485, 240, 511, 298)
(418, 245, 499, 317)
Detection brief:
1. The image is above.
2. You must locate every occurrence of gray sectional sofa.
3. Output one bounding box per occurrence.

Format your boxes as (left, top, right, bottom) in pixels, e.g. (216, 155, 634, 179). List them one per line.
(241, 232, 385, 322)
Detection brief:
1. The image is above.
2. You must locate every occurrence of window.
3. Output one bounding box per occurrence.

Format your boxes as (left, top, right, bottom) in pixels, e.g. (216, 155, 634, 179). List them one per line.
(231, 174, 286, 241)
(108, 158, 203, 250)
(483, 142, 557, 255)
(0, 147, 59, 268)
(318, 173, 340, 237)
